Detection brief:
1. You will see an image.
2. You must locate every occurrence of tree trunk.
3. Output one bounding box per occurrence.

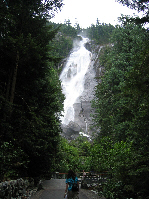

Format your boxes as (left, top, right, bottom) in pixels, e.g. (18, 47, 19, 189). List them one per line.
(10, 51, 19, 104)
(6, 68, 13, 101)
(3, 67, 13, 121)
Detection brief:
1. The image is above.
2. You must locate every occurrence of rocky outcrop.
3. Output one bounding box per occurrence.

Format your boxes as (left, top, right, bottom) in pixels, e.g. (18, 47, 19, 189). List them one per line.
(0, 178, 42, 198)
(61, 122, 81, 140)
(84, 42, 92, 52)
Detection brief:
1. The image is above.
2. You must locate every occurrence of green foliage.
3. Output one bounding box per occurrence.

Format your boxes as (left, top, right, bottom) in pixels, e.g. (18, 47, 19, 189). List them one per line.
(0, 141, 29, 180)
(0, 0, 65, 181)
(49, 33, 73, 60)
(47, 21, 79, 69)
(91, 18, 149, 198)
(116, 0, 149, 24)
(86, 20, 115, 45)
(90, 137, 149, 198)
(70, 136, 92, 171)
(49, 21, 79, 38)
(92, 19, 149, 140)
(56, 136, 92, 173)
(60, 20, 79, 38)
(55, 137, 79, 173)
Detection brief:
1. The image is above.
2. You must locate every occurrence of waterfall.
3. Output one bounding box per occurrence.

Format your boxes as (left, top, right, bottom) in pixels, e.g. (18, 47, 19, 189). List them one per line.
(60, 36, 91, 125)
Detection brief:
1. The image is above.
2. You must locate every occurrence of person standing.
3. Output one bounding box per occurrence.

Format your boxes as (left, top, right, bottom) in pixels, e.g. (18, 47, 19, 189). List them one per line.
(82, 170, 86, 180)
(64, 169, 79, 199)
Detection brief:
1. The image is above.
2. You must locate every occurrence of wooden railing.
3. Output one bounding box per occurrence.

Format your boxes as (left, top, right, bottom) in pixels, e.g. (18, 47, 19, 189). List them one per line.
(52, 171, 108, 181)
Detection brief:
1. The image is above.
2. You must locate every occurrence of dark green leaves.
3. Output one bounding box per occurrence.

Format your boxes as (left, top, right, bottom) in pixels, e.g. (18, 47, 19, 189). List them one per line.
(91, 18, 149, 197)
(0, 0, 64, 180)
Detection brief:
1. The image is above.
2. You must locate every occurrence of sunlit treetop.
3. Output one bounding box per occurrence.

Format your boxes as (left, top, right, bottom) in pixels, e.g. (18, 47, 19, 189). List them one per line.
(2, 0, 63, 19)
(116, 0, 149, 23)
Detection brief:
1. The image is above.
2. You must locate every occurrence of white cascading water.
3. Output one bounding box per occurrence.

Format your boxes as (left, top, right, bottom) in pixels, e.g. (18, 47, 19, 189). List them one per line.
(60, 36, 91, 125)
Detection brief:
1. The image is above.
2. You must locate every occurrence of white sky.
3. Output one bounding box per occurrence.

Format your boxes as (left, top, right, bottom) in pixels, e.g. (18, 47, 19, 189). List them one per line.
(51, 0, 144, 28)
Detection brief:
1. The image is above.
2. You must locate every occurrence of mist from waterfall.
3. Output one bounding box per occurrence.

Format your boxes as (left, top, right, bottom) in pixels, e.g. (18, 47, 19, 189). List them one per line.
(60, 36, 91, 125)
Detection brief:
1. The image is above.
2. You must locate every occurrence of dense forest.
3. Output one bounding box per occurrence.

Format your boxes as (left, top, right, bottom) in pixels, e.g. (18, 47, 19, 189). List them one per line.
(86, 19, 115, 44)
(0, 0, 78, 180)
(1, 0, 149, 198)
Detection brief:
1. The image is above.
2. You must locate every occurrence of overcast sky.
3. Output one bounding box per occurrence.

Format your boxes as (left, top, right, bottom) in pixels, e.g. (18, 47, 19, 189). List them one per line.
(51, 0, 144, 28)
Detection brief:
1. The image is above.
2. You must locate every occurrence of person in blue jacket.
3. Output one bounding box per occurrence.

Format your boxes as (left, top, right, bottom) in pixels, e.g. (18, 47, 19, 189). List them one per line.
(64, 169, 79, 199)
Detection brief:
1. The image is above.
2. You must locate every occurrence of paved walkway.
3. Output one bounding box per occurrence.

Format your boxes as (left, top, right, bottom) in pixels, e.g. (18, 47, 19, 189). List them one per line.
(31, 179, 102, 199)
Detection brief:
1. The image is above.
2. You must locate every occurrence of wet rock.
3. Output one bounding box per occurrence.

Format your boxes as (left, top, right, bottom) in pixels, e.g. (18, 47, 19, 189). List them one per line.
(61, 121, 81, 140)
(84, 42, 92, 52)
(0, 178, 35, 198)
(60, 39, 104, 139)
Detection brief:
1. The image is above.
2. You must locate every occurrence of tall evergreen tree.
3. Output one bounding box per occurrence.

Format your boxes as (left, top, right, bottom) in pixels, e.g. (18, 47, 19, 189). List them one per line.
(92, 18, 149, 197)
(87, 21, 115, 45)
(0, 0, 64, 180)
(117, 0, 149, 24)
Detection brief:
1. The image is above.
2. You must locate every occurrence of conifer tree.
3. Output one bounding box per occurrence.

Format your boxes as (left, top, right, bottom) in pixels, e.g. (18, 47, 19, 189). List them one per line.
(117, 0, 149, 23)
(0, 0, 64, 179)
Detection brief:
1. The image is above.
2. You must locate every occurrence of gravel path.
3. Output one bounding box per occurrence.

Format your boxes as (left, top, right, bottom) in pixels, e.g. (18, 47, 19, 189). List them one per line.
(31, 179, 105, 199)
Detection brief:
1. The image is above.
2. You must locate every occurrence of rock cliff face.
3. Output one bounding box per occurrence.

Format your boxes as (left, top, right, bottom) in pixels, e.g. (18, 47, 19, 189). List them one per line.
(61, 40, 104, 140)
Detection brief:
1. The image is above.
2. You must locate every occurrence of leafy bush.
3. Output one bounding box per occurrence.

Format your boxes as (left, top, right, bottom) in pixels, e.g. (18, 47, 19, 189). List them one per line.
(0, 142, 29, 180)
